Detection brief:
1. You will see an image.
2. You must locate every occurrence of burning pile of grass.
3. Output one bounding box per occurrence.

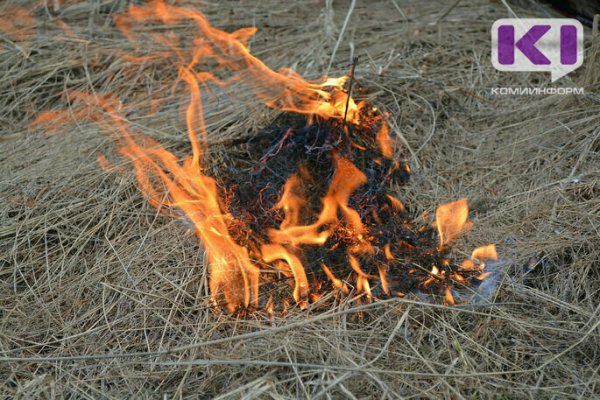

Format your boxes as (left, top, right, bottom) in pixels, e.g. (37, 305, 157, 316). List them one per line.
(213, 111, 495, 312)
(1, 0, 599, 398)
(47, 0, 496, 313)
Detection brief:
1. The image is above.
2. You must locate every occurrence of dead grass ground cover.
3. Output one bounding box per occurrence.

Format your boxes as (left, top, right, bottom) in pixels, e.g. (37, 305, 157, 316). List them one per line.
(0, 0, 599, 398)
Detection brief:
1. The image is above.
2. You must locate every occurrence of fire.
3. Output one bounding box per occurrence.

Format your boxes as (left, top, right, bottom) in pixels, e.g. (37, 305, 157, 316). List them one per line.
(41, 0, 497, 313)
(461, 244, 497, 281)
(386, 194, 405, 212)
(434, 198, 472, 248)
(267, 156, 367, 247)
(261, 245, 309, 309)
(472, 244, 498, 263)
(445, 287, 455, 305)
(376, 123, 394, 159)
(321, 264, 349, 294)
(110, 0, 367, 311)
(113, 0, 361, 123)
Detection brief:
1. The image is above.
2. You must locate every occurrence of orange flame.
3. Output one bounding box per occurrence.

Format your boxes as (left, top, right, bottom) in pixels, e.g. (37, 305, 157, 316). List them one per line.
(261, 244, 309, 309)
(349, 255, 372, 299)
(472, 244, 498, 263)
(383, 243, 394, 260)
(266, 295, 274, 317)
(113, 0, 361, 124)
(322, 264, 349, 294)
(70, 82, 262, 312)
(377, 264, 391, 296)
(462, 244, 498, 271)
(386, 194, 405, 212)
(434, 198, 472, 248)
(376, 122, 394, 159)
(268, 156, 367, 247)
(90, 1, 370, 311)
(444, 287, 455, 305)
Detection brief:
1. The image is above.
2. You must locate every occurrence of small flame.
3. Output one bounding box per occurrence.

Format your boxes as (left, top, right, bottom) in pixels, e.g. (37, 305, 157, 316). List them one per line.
(349, 255, 372, 299)
(268, 156, 367, 247)
(472, 244, 498, 263)
(383, 243, 394, 260)
(444, 287, 455, 305)
(386, 194, 405, 212)
(377, 264, 391, 295)
(376, 122, 394, 159)
(434, 198, 472, 248)
(423, 265, 439, 286)
(261, 244, 309, 309)
(266, 295, 274, 317)
(322, 264, 349, 294)
(462, 244, 498, 271)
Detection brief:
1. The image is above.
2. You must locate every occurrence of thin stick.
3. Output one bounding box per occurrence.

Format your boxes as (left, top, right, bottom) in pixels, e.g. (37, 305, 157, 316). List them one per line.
(432, 0, 462, 25)
(325, 0, 356, 76)
(342, 56, 359, 132)
(593, 15, 599, 38)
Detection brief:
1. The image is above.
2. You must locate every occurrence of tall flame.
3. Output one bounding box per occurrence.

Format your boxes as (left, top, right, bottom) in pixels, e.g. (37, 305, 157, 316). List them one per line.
(113, 0, 360, 123)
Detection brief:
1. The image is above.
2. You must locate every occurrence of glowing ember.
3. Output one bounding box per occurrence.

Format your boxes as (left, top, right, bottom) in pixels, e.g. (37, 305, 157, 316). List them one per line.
(43, 1, 497, 313)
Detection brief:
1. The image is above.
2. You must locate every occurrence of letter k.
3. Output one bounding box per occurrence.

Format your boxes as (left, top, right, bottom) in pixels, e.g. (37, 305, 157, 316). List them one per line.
(498, 25, 551, 65)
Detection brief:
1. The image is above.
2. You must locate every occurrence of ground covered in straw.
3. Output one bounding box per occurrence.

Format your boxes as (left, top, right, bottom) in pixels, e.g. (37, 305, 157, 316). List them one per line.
(1, 0, 599, 398)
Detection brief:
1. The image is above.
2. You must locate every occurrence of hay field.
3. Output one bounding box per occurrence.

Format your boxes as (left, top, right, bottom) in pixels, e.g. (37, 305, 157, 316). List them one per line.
(1, 0, 599, 398)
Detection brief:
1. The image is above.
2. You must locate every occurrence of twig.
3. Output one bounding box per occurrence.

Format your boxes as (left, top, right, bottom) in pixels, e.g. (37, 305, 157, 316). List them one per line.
(499, 0, 519, 19)
(342, 56, 359, 133)
(325, 0, 357, 76)
(256, 127, 294, 169)
(431, 0, 462, 26)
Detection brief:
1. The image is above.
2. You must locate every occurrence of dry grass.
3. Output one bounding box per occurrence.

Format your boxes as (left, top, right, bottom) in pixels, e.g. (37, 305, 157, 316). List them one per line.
(1, 0, 599, 398)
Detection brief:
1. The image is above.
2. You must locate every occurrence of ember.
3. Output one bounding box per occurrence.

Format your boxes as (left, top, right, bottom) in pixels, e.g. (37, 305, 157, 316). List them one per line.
(82, 1, 496, 313)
